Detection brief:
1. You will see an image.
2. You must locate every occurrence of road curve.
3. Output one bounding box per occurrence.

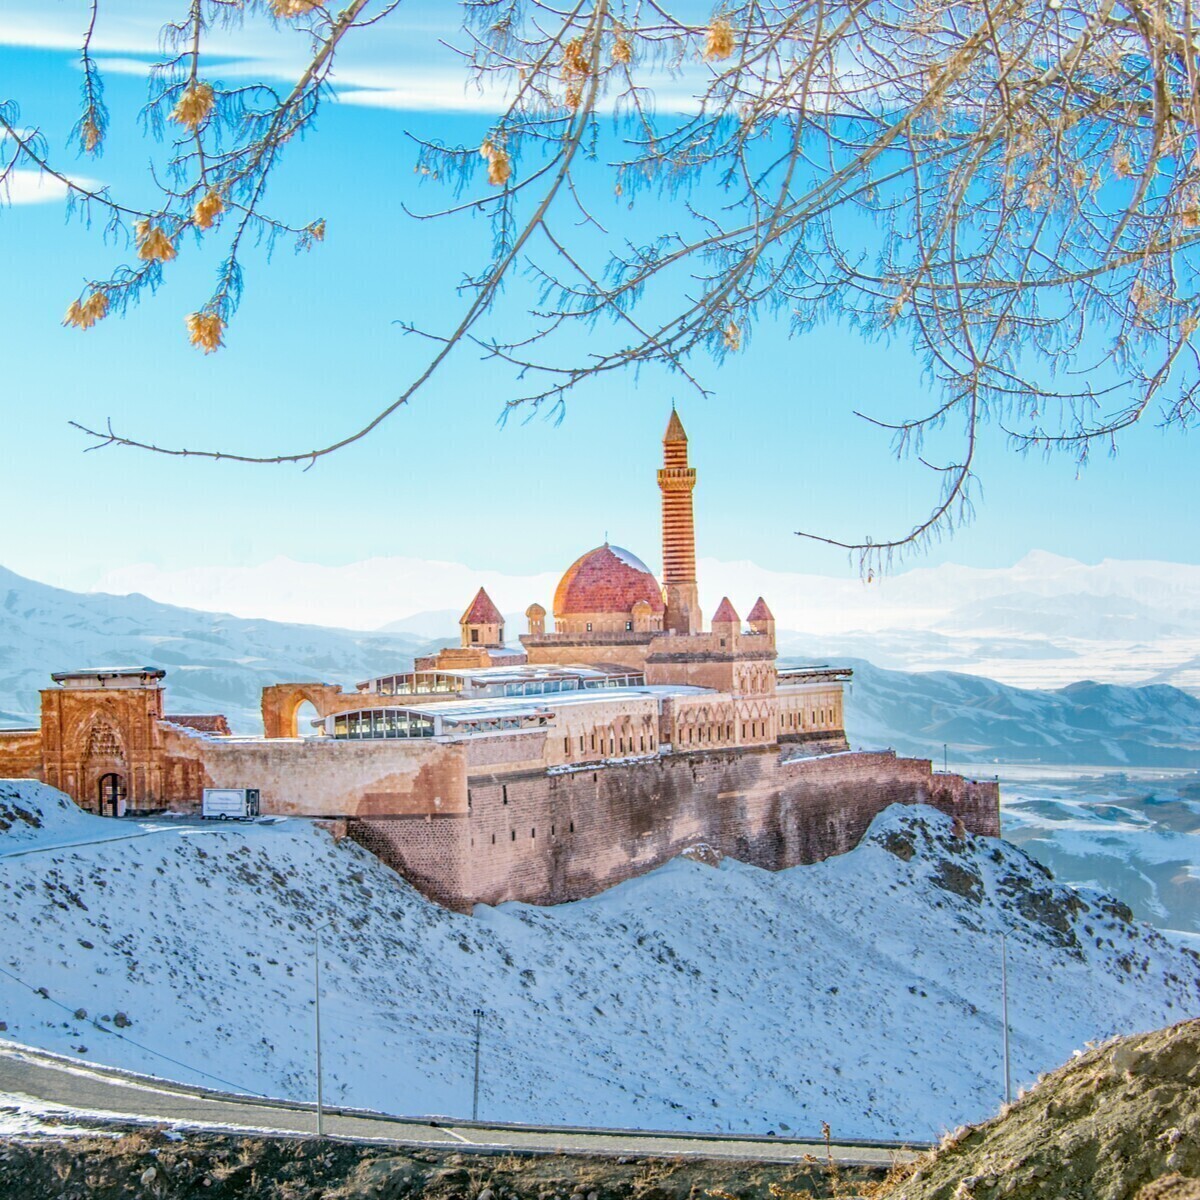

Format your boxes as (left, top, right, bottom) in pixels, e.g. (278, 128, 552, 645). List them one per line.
(0, 1043, 922, 1167)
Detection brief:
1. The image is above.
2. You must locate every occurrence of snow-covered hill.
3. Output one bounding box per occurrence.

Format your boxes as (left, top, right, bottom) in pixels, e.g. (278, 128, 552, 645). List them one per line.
(1, 781, 1196, 1141)
(832, 658, 1200, 767)
(0, 566, 434, 731)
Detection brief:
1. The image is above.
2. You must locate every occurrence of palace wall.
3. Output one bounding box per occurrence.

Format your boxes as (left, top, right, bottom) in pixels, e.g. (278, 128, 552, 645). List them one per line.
(3, 692, 999, 917)
(521, 634, 653, 672)
(158, 724, 467, 819)
(0, 729, 43, 780)
(350, 747, 1000, 911)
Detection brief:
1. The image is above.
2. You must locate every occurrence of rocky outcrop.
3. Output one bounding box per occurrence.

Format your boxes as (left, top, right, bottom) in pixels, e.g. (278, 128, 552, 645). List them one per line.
(882, 1020, 1200, 1200)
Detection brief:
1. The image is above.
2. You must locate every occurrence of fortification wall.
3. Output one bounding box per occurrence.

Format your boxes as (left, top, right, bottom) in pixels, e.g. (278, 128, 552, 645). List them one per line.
(352, 747, 999, 910)
(158, 725, 468, 819)
(0, 729, 43, 780)
(348, 813, 472, 910)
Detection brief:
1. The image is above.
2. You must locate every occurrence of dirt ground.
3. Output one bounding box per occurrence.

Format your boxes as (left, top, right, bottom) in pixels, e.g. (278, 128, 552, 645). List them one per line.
(876, 1018, 1200, 1200)
(0, 1128, 896, 1200)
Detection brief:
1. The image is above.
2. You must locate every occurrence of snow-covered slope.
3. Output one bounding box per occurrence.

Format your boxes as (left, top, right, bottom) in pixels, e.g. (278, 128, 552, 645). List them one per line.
(1000, 771, 1200, 934)
(0, 566, 434, 731)
(832, 657, 1200, 767)
(1, 781, 1196, 1141)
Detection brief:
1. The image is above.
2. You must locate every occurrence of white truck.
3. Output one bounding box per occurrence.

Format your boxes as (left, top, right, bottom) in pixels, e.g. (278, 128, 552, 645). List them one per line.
(201, 788, 261, 821)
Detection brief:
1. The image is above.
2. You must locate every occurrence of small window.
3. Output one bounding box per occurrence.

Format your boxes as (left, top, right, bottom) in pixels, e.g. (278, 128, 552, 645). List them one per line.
(569, 820, 575, 833)
(625, 621, 633, 631)
(586, 622, 593, 632)
(491, 833, 495, 844)
(531, 828, 536, 839)
(511, 829, 516, 841)
(471, 628, 479, 643)
(467, 789, 472, 808)
(502, 785, 508, 805)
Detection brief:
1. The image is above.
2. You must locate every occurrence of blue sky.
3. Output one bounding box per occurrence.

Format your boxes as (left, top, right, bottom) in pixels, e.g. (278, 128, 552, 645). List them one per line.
(1, 3, 1196, 596)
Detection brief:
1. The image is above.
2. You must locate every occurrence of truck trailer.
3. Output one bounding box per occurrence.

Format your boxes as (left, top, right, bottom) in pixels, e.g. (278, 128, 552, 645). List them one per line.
(201, 788, 261, 821)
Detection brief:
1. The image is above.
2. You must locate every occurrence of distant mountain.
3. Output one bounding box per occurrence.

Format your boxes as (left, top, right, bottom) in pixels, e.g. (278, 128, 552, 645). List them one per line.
(377, 608, 526, 638)
(91, 548, 1200, 694)
(377, 609, 464, 636)
(939, 589, 1200, 641)
(4, 563, 1200, 767)
(0, 566, 435, 732)
(999, 773, 1200, 933)
(827, 657, 1200, 767)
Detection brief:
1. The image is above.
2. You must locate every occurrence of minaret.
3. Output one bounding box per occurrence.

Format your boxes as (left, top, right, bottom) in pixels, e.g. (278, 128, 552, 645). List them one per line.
(658, 409, 702, 634)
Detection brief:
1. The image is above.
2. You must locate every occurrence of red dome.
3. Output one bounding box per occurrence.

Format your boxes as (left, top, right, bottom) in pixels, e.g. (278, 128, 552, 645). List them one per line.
(554, 545, 665, 617)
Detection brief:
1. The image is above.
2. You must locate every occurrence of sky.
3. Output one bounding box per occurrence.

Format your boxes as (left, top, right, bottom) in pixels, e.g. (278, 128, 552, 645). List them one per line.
(0, 1, 1197, 604)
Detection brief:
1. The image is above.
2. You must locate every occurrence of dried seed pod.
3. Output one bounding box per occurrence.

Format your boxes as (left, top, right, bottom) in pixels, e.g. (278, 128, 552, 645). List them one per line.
(194, 190, 225, 230)
(137, 226, 177, 262)
(171, 82, 215, 130)
(704, 18, 736, 61)
(186, 311, 225, 353)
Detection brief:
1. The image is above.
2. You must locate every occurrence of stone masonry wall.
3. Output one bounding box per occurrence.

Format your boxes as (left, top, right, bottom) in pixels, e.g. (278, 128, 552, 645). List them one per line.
(0, 729, 43, 780)
(352, 747, 999, 911)
(157, 724, 469, 819)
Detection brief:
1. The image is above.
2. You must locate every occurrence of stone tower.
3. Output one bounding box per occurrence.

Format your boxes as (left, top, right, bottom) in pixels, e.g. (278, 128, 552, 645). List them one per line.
(658, 410, 702, 635)
(460, 587, 505, 648)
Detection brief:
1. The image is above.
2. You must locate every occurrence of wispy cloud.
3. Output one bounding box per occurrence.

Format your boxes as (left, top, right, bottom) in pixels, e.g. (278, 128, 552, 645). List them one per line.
(2, 3, 697, 117)
(1, 169, 99, 205)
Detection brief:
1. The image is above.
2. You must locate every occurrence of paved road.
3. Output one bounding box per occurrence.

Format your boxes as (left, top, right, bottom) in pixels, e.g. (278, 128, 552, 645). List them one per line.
(0, 1044, 919, 1166)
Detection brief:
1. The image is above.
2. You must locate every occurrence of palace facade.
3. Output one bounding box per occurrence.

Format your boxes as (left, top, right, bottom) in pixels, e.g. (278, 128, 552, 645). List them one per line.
(0, 413, 999, 910)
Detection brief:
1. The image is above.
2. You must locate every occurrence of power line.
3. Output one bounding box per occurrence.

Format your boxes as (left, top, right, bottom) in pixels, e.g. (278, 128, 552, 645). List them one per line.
(0, 961, 267, 1097)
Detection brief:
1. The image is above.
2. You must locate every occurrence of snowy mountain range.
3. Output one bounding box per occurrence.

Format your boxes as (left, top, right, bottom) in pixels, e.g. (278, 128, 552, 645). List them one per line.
(2, 563, 1199, 769)
(832, 658, 1200, 768)
(0, 565, 433, 729)
(89, 549, 1200, 694)
(1, 780, 1196, 1141)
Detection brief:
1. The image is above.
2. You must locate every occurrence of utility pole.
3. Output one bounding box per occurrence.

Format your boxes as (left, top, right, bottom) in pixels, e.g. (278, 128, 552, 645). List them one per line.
(313, 921, 330, 1137)
(472, 1008, 484, 1121)
(1000, 931, 1012, 1105)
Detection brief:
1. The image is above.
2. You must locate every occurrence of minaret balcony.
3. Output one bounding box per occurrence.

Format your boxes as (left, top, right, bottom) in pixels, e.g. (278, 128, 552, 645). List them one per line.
(657, 467, 697, 489)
